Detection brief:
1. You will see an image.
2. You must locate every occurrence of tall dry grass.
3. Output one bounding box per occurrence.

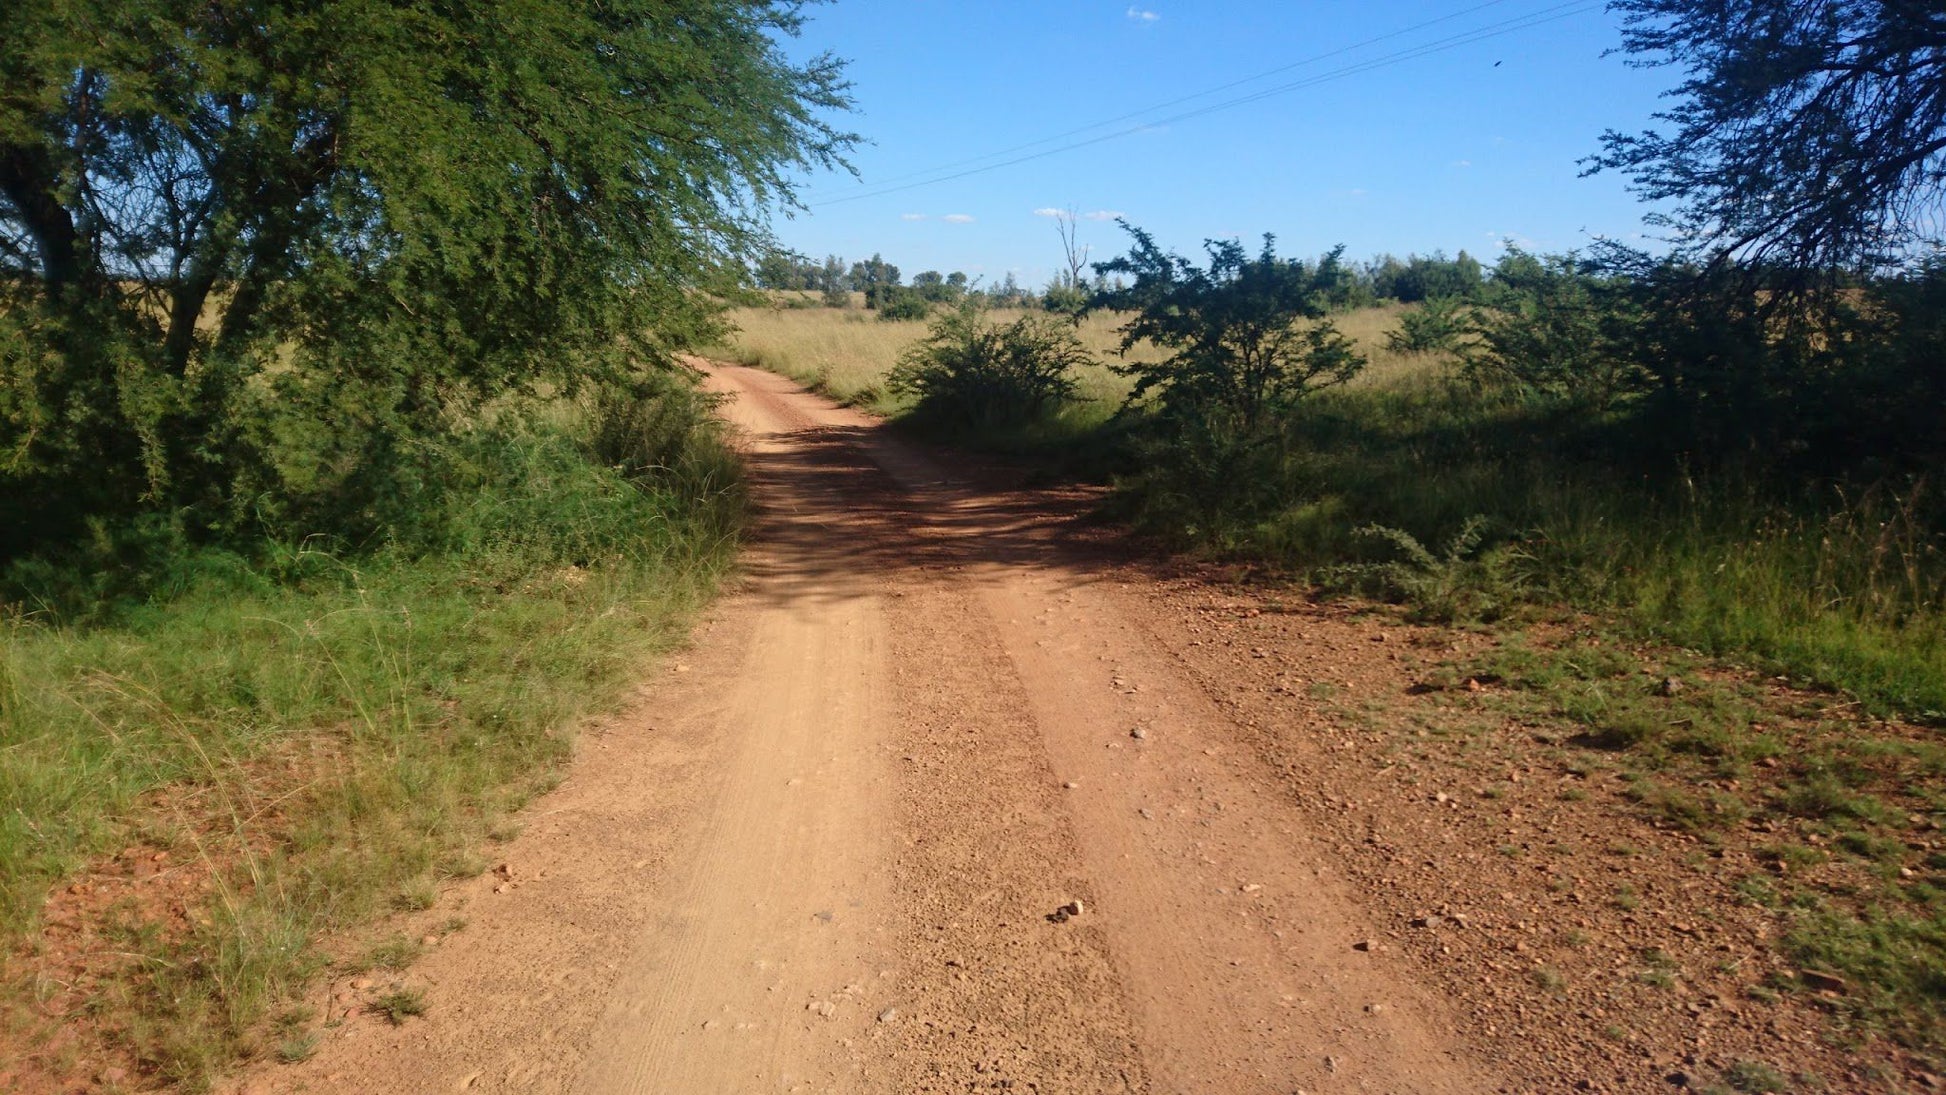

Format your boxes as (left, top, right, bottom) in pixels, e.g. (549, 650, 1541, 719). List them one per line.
(708, 300, 1431, 415)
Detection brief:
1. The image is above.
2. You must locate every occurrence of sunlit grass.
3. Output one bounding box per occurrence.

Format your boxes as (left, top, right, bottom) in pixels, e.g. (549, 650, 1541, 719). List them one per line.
(708, 298, 1433, 416)
(0, 393, 743, 1086)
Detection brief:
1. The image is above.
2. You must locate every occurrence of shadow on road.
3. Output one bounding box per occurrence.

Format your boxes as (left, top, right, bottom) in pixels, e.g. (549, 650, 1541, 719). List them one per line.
(733, 423, 1128, 608)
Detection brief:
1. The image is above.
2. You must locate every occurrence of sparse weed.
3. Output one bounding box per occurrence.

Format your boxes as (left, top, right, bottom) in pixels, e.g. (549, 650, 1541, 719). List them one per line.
(276, 1033, 318, 1064)
(1736, 874, 1781, 907)
(368, 987, 427, 1026)
(1324, 517, 1528, 625)
(1760, 842, 1828, 873)
(1629, 780, 1747, 832)
(1637, 948, 1681, 989)
(1721, 1059, 1792, 1093)
(393, 880, 439, 912)
(437, 850, 490, 880)
(364, 934, 423, 972)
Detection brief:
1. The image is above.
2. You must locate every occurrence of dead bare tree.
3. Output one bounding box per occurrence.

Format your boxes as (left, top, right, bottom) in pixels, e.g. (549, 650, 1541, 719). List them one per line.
(1054, 206, 1089, 289)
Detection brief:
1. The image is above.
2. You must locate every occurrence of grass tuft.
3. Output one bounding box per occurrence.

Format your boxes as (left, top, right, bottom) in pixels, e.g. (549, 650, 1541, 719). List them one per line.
(367, 987, 427, 1026)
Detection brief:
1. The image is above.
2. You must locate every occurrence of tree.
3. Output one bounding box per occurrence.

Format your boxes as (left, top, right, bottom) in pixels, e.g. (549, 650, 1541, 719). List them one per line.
(1041, 279, 1089, 317)
(1385, 295, 1472, 357)
(987, 271, 1027, 307)
(818, 255, 850, 292)
(817, 254, 851, 306)
(911, 269, 963, 303)
(874, 286, 932, 321)
(1365, 251, 1483, 302)
(0, 0, 853, 551)
(848, 252, 901, 307)
(1091, 223, 1364, 431)
(757, 250, 818, 290)
(1050, 206, 1091, 290)
(1590, 0, 1946, 271)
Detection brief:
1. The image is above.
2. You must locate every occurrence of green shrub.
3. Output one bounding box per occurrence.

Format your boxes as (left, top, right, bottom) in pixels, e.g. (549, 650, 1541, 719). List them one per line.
(887, 304, 1091, 429)
(1461, 248, 1643, 410)
(1041, 282, 1089, 317)
(0, 383, 741, 1082)
(1092, 225, 1365, 431)
(874, 287, 932, 322)
(1385, 296, 1471, 356)
(1108, 416, 1301, 548)
(1323, 517, 1528, 623)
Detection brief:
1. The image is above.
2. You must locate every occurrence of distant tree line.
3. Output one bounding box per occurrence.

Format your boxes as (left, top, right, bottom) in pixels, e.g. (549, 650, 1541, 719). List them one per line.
(751, 245, 1492, 321)
(751, 250, 1034, 318)
(1356, 251, 1485, 304)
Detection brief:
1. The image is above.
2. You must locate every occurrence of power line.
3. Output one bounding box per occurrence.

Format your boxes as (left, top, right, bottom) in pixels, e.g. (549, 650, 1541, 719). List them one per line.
(809, 0, 1605, 209)
(805, 0, 1520, 197)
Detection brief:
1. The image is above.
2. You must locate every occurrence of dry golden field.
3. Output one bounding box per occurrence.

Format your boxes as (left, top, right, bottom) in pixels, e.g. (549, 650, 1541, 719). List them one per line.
(707, 299, 1438, 415)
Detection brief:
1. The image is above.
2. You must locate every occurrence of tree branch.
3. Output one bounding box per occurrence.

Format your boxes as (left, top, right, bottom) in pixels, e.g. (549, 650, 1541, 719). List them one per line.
(0, 141, 87, 293)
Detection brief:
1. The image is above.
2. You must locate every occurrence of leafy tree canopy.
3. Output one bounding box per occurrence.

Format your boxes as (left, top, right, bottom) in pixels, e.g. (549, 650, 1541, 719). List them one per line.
(848, 252, 900, 306)
(0, 0, 853, 549)
(1591, 0, 1946, 271)
(1091, 223, 1364, 431)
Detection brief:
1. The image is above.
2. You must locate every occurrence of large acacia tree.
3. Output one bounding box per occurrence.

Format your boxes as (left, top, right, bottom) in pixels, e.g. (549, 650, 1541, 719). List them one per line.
(0, 0, 851, 547)
(1591, 0, 1946, 271)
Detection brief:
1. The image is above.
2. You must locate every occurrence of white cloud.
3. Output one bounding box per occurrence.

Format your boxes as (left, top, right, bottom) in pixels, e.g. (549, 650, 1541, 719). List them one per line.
(942, 213, 975, 224)
(1343, 188, 1369, 198)
(1126, 6, 1160, 22)
(1083, 210, 1124, 221)
(900, 212, 927, 221)
(1033, 207, 1066, 218)
(1453, 159, 1473, 169)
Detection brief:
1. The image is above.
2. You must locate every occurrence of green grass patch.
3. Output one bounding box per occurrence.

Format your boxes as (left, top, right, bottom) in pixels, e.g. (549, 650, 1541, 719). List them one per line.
(0, 391, 742, 1087)
(1088, 352, 1946, 723)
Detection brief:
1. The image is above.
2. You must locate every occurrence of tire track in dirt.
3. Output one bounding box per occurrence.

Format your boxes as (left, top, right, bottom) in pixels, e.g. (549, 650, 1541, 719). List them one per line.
(230, 362, 1497, 1095)
(704, 364, 1492, 1093)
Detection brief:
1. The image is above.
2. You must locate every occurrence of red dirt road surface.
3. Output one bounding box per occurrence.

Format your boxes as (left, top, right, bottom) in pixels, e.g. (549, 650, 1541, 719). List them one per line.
(234, 364, 1877, 1094)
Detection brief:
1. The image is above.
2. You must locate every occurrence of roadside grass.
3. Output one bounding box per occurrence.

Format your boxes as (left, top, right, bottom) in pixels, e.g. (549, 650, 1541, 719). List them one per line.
(709, 304, 931, 413)
(717, 299, 1946, 725)
(709, 302, 1168, 415)
(0, 390, 742, 1088)
(1446, 627, 1946, 1050)
(1266, 385, 1946, 721)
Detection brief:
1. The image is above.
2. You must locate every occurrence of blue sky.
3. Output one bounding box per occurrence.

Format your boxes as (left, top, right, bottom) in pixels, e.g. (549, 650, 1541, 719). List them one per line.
(768, 0, 1681, 287)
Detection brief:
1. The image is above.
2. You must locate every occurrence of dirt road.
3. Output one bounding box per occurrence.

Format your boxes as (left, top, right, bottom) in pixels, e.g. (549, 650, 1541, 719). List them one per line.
(245, 363, 1493, 1094)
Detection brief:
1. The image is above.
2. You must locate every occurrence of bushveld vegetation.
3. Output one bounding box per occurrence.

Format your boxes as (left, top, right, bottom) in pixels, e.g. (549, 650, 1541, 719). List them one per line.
(725, 241, 1946, 1046)
(716, 1, 1946, 1043)
(1, 0, 846, 1083)
(738, 231, 1945, 720)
